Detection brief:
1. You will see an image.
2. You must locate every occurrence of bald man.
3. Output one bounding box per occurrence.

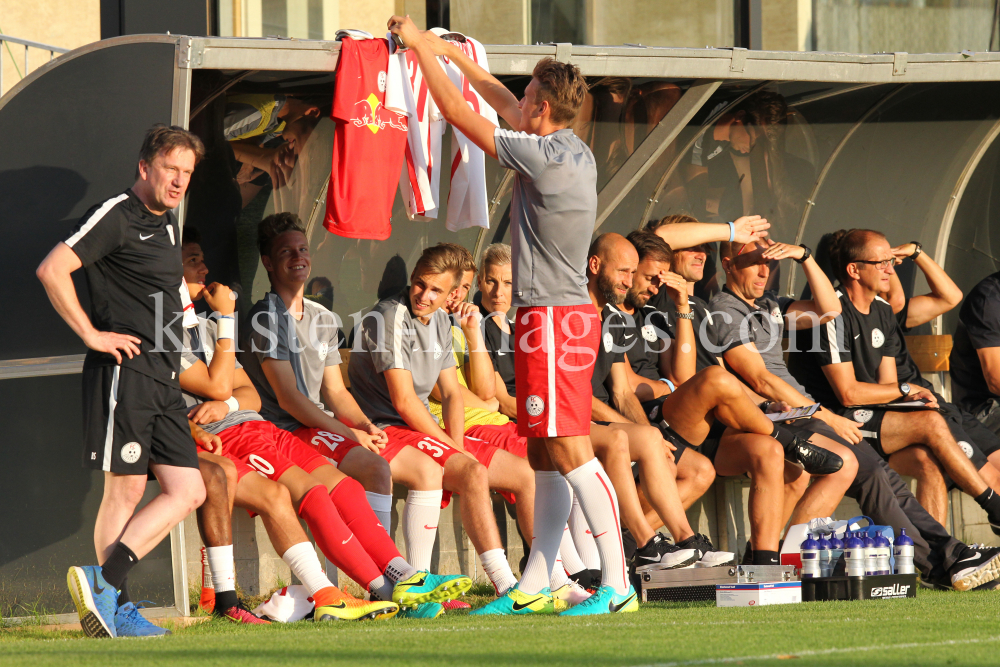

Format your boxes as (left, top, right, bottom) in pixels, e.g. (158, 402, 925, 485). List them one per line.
(587, 233, 843, 566)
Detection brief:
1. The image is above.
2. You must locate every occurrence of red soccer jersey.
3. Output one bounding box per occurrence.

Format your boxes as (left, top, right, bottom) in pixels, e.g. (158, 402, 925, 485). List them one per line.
(323, 38, 408, 240)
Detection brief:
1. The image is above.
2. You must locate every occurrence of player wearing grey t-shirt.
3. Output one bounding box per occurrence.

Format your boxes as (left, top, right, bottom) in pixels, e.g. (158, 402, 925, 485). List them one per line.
(388, 16, 632, 612)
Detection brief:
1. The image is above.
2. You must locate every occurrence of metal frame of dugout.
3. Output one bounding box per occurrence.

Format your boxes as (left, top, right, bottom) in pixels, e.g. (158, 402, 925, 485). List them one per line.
(4, 35, 1000, 620)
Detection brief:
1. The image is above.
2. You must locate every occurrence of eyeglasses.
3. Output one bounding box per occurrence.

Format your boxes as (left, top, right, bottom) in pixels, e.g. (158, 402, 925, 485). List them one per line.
(852, 258, 894, 270)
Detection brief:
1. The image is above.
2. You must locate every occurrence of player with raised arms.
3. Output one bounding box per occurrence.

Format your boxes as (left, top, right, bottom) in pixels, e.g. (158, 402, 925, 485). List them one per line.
(389, 16, 634, 615)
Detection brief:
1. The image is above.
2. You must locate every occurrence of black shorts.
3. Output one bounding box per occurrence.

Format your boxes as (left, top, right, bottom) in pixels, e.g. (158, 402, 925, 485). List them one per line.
(82, 366, 199, 474)
(938, 393, 1000, 459)
(698, 420, 728, 465)
(840, 405, 989, 470)
(594, 419, 689, 465)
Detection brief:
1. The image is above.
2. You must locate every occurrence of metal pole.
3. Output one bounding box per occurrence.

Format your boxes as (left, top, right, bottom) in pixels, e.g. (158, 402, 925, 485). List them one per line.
(1, 40, 4, 95)
(734, 0, 762, 49)
(23, 44, 28, 77)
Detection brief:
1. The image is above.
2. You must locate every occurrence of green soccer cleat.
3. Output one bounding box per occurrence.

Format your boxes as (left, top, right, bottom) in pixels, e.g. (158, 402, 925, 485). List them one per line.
(558, 584, 639, 616)
(470, 585, 562, 616)
(392, 571, 473, 608)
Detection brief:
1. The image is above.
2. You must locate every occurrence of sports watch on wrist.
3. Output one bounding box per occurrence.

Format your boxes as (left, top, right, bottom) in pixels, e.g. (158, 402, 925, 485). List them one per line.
(795, 245, 812, 264)
(909, 241, 923, 260)
(899, 381, 911, 397)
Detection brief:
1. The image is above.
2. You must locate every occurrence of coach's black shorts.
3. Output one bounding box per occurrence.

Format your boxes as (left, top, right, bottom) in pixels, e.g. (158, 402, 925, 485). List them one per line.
(82, 366, 199, 474)
(839, 405, 989, 470)
(698, 420, 728, 465)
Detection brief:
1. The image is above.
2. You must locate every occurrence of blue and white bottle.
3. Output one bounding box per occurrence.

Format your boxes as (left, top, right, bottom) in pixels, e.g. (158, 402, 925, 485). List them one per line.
(800, 533, 821, 579)
(893, 528, 915, 575)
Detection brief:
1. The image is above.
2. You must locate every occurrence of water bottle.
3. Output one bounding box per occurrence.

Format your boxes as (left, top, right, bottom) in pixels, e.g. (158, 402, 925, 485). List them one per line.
(817, 534, 832, 577)
(875, 532, 892, 575)
(893, 528, 915, 575)
(863, 532, 878, 576)
(800, 533, 821, 578)
(829, 533, 845, 575)
(845, 532, 866, 577)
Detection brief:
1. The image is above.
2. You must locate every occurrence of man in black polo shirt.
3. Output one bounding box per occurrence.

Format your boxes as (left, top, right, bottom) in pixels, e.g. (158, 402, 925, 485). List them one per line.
(37, 126, 209, 638)
(788, 229, 1000, 550)
(709, 237, 1000, 590)
(951, 271, 1000, 437)
(881, 241, 1000, 523)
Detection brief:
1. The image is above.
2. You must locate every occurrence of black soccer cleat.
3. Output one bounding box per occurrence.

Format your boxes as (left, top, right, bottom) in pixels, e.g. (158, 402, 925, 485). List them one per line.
(784, 435, 844, 476)
(950, 545, 1000, 591)
(633, 533, 699, 570)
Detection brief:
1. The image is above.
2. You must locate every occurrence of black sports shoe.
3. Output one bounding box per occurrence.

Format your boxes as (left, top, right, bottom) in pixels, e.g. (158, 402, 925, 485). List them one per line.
(634, 533, 699, 570)
(784, 435, 844, 476)
(568, 568, 601, 592)
(949, 545, 1000, 591)
(741, 540, 753, 565)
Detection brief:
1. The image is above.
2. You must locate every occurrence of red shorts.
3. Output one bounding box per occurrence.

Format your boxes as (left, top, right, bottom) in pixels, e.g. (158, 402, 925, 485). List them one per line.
(196, 446, 254, 480)
(465, 423, 528, 460)
(293, 426, 363, 467)
(514, 305, 599, 438)
(379, 426, 464, 466)
(218, 420, 329, 481)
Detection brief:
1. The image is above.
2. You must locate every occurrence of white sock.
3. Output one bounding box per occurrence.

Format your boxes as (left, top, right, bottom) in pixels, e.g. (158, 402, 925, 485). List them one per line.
(200, 546, 214, 590)
(565, 458, 629, 595)
(206, 545, 235, 594)
(569, 484, 600, 570)
(366, 491, 393, 534)
(369, 575, 394, 602)
(560, 525, 588, 575)
(384, 556, 419, 583)
(518, 471, 572, 595)
(402, 489, 442, 570)
(479, 548, 518, 596)
(281, 542, 334, 596)
(324, 558, 338, 587)
(550, 551, 571, 590)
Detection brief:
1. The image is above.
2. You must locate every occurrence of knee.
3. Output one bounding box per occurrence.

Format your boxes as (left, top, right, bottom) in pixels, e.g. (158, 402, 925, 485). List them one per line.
(262, 478, 292, 510)
(462, 460, 491, 494)
(114, 478, 147, 509)
(356, 452, 392, 493)
(199, 460, 229, 503)
(693, 453, 716, 490)
(922, 413, 953, 442)
(187, 477, 208, 511)
(612, 430, 630, 461)
(909, 446, 942, 476)
(837, 449, 859, 483)
(413, 456, 444, 489)
(751, 438, 785, 477)
(702, 365, 741, 398)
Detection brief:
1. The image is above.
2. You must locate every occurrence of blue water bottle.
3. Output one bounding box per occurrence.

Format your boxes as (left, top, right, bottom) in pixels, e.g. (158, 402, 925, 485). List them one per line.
(893, 528, 915, 575)
(845, 532, 866, 577)
(800, 533, 821, 579)
(829, 533, 845, 575)
(874, 532, 892, 575)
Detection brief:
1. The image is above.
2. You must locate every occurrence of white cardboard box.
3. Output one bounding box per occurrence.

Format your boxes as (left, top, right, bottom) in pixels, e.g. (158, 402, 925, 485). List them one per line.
(716, 582, 802, 607)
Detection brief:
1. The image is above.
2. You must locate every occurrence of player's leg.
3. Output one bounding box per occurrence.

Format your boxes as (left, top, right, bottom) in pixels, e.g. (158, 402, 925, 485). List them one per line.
(675, 447, 716, 509)
(193, 452, 243, 620)
(234, 470, 397, 621)
(880, 410, 1000, 529)
(888, 446, 949, 525)
(94, 474, 147, 564)
(387, 445, 444, 571)
(785, 434, 857, 524)
(589, 424, 655, 544)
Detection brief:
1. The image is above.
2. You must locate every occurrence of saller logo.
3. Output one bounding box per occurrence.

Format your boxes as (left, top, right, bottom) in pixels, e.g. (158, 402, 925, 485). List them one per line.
(870, 584, 910, 598)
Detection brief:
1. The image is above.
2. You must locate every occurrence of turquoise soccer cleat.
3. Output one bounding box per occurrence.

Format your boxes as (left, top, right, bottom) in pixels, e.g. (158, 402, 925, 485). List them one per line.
(558, 584, 639, 616)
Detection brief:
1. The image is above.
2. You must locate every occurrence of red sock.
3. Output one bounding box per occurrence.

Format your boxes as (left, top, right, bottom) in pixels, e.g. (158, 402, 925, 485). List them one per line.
(330, 478, 402, 572)
(297, 485, 383, 588)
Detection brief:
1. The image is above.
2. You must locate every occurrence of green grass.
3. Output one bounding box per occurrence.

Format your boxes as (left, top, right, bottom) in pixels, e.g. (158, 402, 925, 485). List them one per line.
(2, 590, 999, 666)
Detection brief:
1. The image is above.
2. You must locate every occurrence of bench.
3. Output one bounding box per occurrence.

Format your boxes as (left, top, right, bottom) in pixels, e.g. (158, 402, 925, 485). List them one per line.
(905, 334, 952, 401)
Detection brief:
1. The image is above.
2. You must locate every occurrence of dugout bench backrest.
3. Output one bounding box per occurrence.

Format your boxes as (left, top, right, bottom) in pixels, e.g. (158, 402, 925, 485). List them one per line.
(905, 335, 952, 401)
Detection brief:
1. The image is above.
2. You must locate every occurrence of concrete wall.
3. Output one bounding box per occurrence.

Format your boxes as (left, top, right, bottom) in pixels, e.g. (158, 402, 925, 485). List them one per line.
(0, 0, 100, 97)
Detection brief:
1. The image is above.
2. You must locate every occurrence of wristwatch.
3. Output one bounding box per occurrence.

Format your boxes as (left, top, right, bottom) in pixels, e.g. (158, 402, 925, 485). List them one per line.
(675, 310, 694, 320)
(909, 241, 923, 260)
(795, 245, 812, 264)
(899, 381, 911, 397)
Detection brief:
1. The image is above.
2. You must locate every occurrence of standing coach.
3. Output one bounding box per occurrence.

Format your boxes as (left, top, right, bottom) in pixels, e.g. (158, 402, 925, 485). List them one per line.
(37, 125, 210, 638)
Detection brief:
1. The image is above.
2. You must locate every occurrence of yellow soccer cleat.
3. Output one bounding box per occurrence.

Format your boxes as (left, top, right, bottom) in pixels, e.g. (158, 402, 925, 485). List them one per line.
(314, 593, 399, 622)
(392, 571, 473, 608)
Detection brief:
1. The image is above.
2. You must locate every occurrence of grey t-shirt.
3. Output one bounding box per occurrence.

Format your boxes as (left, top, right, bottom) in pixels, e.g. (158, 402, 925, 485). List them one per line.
(243, 292, 343, 431)
(349, 288, 456, 428)
(708, 288, 812, 399)
(494, 127, 595, 308)
(181, 316, 263, 435)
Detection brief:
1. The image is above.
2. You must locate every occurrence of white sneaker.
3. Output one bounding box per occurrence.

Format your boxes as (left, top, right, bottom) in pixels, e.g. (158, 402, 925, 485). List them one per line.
(695, 551, 737, 568)
(551, 581, 592, 607)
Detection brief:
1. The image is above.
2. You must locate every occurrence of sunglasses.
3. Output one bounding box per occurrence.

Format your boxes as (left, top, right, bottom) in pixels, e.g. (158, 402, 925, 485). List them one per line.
(852, 259, 893, 270)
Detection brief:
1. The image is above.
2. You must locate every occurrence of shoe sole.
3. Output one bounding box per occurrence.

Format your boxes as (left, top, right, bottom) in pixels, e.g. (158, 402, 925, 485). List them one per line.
(695, 558, 737, 568)
(396, 577, 473, 608)
(67, 567, 113, 639)
(316, 602, 400, 622)
(952, 553, 1000, 591)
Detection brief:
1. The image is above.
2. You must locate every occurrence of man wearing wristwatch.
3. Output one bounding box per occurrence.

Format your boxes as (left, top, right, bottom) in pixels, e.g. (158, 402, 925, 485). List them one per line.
(787, 228, 1000, 537)
(877, 241, 1000, 525)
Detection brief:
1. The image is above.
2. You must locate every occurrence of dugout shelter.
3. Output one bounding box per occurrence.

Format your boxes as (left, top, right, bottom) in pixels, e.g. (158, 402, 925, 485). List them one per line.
(3, 35, 1000, 619)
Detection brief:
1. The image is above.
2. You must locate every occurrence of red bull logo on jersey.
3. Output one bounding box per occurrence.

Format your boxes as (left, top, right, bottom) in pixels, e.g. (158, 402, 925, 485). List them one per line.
(352, 93, 407, 134)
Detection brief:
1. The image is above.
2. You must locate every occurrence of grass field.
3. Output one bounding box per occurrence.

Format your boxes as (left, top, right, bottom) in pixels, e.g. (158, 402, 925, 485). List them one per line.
(3, 590, 1000, 666)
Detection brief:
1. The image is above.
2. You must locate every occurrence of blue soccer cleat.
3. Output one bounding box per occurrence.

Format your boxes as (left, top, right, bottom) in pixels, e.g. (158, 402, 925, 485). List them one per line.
(396, 602, 444, 619)
(558, 584, 639, 616)
(392, 571, 473, 608)
(470, 585, 563, 616)
(115, 601, 171, 637)
(67, 565, 120, 638)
